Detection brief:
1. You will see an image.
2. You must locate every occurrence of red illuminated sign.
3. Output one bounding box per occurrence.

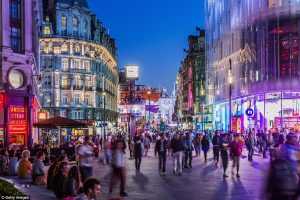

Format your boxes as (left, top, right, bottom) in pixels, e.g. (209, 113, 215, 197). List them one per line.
(9, 106, 27, 134)
(38, 112, 48, 121)
(0, 94, 3, 108)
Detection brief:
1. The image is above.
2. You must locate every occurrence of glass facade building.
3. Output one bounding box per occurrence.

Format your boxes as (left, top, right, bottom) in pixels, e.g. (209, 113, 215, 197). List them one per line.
(205, 0, 300, 132)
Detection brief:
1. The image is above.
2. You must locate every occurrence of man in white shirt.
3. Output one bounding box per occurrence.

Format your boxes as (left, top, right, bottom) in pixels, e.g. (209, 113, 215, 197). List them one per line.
(78, 135, 94, 182)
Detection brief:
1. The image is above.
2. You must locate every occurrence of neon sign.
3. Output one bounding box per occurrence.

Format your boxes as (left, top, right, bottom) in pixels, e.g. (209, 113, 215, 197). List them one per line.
(0, 94, 3, 108)
(9, 106, 27, 134)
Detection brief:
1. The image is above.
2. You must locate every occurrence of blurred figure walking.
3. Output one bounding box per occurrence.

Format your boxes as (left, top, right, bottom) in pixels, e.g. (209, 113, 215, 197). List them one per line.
(110, 138, 128, 197)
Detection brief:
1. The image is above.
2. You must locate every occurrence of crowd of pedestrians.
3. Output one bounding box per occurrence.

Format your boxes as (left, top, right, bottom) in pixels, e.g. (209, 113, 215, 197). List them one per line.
(1, 127, 300, 199)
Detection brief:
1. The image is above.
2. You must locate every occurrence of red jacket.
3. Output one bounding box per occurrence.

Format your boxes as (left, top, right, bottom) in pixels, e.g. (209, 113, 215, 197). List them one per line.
(230, 141, 243, 157)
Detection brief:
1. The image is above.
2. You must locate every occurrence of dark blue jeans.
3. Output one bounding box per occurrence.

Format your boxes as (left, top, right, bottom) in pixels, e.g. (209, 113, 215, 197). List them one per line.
(248, 147, 254, 161)
(158, 152, 166, 172)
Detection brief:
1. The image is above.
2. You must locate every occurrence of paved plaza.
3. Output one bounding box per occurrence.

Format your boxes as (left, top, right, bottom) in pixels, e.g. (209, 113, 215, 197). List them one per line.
(2, 147, 270, 200)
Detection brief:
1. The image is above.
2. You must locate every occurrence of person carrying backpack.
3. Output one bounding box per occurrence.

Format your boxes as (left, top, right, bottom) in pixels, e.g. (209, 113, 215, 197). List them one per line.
(246, 131, 255, 162)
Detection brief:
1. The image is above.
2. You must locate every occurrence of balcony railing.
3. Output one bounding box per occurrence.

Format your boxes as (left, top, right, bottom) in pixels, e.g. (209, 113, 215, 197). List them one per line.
(69, 68, 90, 73)
(85, 86, 93, 91)
(74, 85, 83, 90)
(60, 85, 71, 90)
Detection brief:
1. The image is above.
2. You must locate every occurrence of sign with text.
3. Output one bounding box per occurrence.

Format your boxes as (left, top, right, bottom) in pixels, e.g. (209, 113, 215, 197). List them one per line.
(9, 106, 27, 135)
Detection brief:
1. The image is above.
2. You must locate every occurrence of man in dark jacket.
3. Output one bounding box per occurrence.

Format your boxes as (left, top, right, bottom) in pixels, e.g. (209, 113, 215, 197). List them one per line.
(155, 132, 167, 175)
(212, 131, 221, 162)
(170, 133, 184, 175)
(183, 132, 193, 168)
(134, 136, 143, 172)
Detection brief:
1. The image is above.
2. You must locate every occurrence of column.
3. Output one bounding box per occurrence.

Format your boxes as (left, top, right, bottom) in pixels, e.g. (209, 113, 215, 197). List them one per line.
(24, 0, 33, 52)
(1, 0, 10, 47)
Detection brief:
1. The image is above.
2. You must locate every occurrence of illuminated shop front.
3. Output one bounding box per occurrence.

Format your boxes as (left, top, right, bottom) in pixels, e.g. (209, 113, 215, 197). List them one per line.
(210, 92, 300, 132)
(205, 1, 300, 132)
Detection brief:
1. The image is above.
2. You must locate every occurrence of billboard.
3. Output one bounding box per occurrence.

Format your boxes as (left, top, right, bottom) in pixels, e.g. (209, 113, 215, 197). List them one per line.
(119, 104, 145, 117)
(125, 65, 139, 80)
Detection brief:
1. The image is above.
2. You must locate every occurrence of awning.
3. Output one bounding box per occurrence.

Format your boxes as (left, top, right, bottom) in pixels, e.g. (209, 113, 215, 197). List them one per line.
(33, 116, 87, 128)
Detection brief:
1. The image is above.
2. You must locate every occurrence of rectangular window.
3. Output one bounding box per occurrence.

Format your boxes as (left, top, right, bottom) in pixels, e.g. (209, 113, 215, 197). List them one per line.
(10, 0, 22, 53)
(62, 94, 68, 105)
(74, 93, 80, 104)
(44, 26, 51, 35)
(74, 59, 80, 69)
(85, 95, 90, 105)
(62, 59, 68, 71)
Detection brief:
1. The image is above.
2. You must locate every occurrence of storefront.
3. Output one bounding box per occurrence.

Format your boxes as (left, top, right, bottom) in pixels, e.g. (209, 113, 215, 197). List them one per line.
(210, 91, 300, 132)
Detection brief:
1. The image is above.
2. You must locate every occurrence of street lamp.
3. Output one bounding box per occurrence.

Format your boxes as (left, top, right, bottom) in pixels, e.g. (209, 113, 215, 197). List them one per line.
(228, 59, 233, 132)
(200, 84, 205, 133)
(103, 92, 106, 136)
(147, 90, 151, 126)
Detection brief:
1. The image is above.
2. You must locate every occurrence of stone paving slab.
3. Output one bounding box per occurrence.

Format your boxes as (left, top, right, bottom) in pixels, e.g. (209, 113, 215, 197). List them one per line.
(1, 147, 271, 200)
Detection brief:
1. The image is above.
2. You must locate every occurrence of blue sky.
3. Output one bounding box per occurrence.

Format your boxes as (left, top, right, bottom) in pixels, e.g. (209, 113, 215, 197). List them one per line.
(87, 0, 205, 93)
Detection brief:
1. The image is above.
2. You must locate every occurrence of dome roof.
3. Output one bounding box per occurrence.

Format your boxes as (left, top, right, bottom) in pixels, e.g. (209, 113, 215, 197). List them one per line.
(56, 0, 89, 9)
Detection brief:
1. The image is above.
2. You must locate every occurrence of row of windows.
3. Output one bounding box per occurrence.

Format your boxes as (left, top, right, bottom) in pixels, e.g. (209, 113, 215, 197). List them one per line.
(59, 15, 88, 38)
(10, 0, 22, 53)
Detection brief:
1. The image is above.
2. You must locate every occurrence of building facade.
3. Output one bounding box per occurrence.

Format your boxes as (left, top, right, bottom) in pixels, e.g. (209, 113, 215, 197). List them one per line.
(0, 0, 41, 147)
(206, 0, 300, 132)
(176, 29, 206, 130)
(40, 0, 118, 136)
(145, 88, 176, 128)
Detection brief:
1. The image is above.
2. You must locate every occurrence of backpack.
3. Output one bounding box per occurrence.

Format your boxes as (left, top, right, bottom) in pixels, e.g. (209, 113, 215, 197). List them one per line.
(267, 158, 299, 195)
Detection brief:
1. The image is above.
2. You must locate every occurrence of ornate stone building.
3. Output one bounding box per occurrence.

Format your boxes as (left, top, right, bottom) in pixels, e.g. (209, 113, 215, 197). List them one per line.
(40, 0, 118, 135)
(175, 29, 206, 130)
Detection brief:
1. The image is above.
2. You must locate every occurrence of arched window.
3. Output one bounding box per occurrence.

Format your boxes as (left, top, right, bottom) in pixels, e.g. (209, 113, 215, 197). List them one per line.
(61, 16, 67, 36)
(72, 17, 79, 37)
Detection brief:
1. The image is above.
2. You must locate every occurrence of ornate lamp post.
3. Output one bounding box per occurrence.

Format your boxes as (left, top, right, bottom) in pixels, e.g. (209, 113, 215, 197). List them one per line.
(228, 59, 233, 132)
(103, 92, 106, 136)
(200, 84, 205, 133)
(147, 90, 151, 126)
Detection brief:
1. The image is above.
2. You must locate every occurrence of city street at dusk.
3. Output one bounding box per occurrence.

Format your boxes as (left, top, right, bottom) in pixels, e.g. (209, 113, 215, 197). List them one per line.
(1, 0, 300, 200)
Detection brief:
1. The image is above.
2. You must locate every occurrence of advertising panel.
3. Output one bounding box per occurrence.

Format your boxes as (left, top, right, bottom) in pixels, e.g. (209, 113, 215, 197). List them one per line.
(125, 65, 139, 80)
(8, 106, 27, 145)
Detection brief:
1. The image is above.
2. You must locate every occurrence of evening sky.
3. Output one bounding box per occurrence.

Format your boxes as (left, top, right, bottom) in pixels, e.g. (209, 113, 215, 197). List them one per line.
(87, 0, 205, 93)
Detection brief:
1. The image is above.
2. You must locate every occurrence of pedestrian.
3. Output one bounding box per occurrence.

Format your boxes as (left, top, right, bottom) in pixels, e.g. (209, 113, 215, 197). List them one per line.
(155, 132, 167, 175)
(134, 136, 143, 172)
(128, 138, 134, 159)
(109, 138, 128, 197)
(246, 131, 255, 162)
(17, 150, 32, 179)
(32, 151, 46, 185)
(201, 135, 210, 163)
(220, 134, 230, 178)
(183, 132, 193, 168)
(103, 136, 111, 164)
(170, 132, 184, 175)
(0, 148, 9, 176)
(78, 135, 94, 182)
(193, 133, 201, 156)
(63, 166, 82, 198)
(47, 155, 68, 190)
(76, 178, 101, 200)
(7, 151, 20, 176)
(230, 135, 243, 178)
(52, 161, 70, 199)
(212, 131, 221, 163)
(143, 134, 150, 156)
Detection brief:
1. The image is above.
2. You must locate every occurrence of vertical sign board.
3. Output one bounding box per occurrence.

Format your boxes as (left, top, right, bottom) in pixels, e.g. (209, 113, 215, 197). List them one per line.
(8, 106, 27, 145)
